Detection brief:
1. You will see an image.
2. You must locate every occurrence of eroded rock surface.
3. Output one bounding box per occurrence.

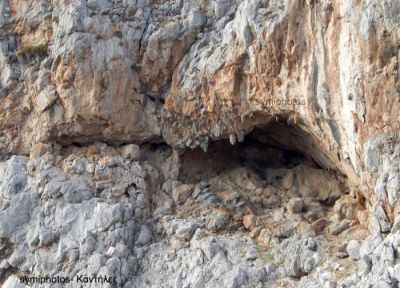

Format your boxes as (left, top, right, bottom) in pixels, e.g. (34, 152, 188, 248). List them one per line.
(0, 140, 396, 287)
(0, 0, 399, 287)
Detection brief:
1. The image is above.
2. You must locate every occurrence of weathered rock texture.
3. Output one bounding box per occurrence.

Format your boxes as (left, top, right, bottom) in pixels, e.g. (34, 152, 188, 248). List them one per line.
(1, 0, 399, 208)
(0, 0, 399, 287)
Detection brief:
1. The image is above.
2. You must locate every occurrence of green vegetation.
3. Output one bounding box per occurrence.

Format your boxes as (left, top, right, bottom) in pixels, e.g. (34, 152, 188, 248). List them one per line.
(17, 44, 48, 58)
(255, 243, 275, 264)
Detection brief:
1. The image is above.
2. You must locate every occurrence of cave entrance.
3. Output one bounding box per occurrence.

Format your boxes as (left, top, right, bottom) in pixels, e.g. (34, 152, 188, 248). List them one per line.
(178, 119, 334, 185)
(177, 118, 350, 218)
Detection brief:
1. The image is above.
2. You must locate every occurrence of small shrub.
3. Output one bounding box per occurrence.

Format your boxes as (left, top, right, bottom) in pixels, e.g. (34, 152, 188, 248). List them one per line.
(206, 47, 213, 58)
(114, 30, 123, 38)
(17, 44, 48, 58)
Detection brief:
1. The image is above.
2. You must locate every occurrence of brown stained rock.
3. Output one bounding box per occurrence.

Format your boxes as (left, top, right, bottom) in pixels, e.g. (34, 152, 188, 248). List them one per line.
(334, 195, 357, 220)
(312, 218, 330, 235)
(257, 229, 279, 247)
(296, 222, 316, 237)
(30, 143, 52, 159)
(249, 227, 262, 239)
(172, 184, 193, 205)
(243, 215, 257, 231)
(41, 152, 55, 163)
(327, 221, 351, 236)
(282, 165, 342, 205)
(232, 212, 244, 223)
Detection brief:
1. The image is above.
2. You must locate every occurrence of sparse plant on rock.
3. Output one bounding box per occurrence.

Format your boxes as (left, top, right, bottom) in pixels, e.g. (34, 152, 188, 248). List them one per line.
(17, 44, 48, 59)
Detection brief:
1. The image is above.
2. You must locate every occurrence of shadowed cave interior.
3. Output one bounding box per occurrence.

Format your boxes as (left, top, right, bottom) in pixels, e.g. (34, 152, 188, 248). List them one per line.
(179, 119, 342, 191)
(174, 119, 357, 230)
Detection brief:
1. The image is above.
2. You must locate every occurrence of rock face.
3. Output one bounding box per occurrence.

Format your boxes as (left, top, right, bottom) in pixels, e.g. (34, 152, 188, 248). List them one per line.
(0, 0, 399, 287)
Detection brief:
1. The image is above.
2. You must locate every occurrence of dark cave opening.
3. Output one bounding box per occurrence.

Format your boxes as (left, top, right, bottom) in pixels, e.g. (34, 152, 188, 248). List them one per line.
(178, 119, 328, 185)
(173, 119, 357, 238)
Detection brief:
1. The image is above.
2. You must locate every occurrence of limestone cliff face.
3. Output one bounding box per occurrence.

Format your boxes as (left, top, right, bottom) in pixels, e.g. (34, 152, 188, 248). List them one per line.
(0, 0, 399, 287)
(1, 0, 399, 207)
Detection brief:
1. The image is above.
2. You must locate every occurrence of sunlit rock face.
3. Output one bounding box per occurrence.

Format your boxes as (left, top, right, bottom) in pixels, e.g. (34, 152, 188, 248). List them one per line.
(0, 0, 399, 287)
(1, 0, 398, 204)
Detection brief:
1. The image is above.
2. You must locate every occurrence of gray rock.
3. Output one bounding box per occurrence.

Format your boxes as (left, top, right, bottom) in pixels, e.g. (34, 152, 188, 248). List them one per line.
(323, 281, 337, 288)
(0, 260, 9, 269)
(245, 246, 258, 261)
(386, 168, 400, 205)
(0, 191, 35, 238)
(333, 196, 356, 220)
(303, 257, 316, 273)
(187, 9, 206, 31)
(279, 235, 320, 277)
(265, 263, 277, 274)
(93, 202, 124, 232)
(3, 275, 26, 288)
(391, 213, 400, 233)
(360, 255, 372, 275)
(135, 225, 153, 246)
(34, 85, 58, 113)
(214, 0, 231, 18)
(364, 135, 383, 172)
(371, 203, 391, 234)
(175, 220, 202, 241)
(8, 247, 27, 268)
(360, 234, 384, 258)
(44, 178, 92, 203)
(197, 238, 222, 261)
(223, 266, 248, 288)
(375, 241, 395, 266)
(346, 240, 361, 260)
(299, 276, 320, 288)
(0, 156, 28, 198)
(257, 267, 268, 282)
